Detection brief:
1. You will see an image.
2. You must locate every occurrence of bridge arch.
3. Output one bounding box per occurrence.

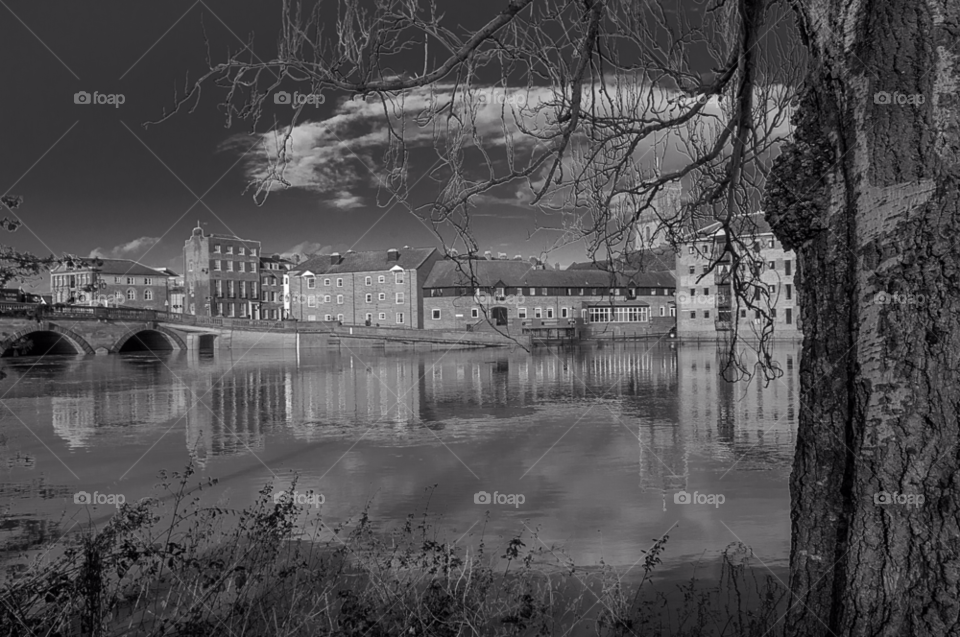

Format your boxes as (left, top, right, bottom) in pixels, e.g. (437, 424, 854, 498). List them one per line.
(111, 325, 187, 353)
(0, 322, 96, 357)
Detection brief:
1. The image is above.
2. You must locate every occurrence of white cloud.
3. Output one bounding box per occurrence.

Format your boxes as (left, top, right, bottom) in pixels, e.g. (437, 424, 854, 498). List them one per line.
(279, 241, 332, 262)
(89, 236, 161, 259)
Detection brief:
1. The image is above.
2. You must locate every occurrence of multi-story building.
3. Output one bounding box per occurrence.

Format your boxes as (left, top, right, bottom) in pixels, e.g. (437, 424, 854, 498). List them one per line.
(422, 257, 676, 338)
(287, 247, 441, 327)
(675, 212, 800, 339)
(258, 254, 294, 320)
(49, 259, 175, 311)
(183, 226, 262, 317)
(150, 267, 185, 313)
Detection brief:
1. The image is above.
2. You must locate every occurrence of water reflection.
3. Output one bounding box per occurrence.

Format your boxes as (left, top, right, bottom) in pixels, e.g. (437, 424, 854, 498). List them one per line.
(0, 343, 798, 570)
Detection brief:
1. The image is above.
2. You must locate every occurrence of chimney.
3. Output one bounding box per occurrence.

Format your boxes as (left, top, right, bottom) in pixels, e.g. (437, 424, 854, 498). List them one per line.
(484, 250, 493, 260)
(330, 252, 341, 265)
(554, 262, 560, 270)
(387, 248, 400, 261)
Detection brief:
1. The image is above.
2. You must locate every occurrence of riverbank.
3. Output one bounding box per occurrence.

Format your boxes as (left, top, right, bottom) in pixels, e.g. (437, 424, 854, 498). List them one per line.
(1, 468, 787, 637)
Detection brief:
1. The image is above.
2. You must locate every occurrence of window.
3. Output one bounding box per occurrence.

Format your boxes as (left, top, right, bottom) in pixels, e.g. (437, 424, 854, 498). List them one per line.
(786, 284, 792, 300)
(768, 239, 774, 248)
(337, 314, 344, 322)
(768, 261, 776, 270)
(127, 288, 136, 300)
(378, 312, 386, 320)
(690, 288, 695, 298)
(323, 295, 331, 303)
(432, 309, 441, 320)
(670, 306, 676, 317)
(786, 308, 793, 324)
(378, 293, 385, 301)
(518, 308, 527, 319)
(534, 308, 542, 318)
(396, 292, 404, 304)
(589, 307, 612, 322)
(217, 303, 224, 315)
(396, 312, 404, 324)
(541, 288, 548, 296)
(189, 281, 195, 293)
(688, 266, 695, 275)
(740, 309, 747, 318)
(690, 311, 696, 319)
(306, 277, 316, 289)
(188, 262, 193, 272)
(471, 308, 479, 318)
(227, 261, 234, 272)
(395, 271, 404, 284)
(238, 247, 245, 255)
(127, 277, 135, 285)
(144, 289, 154, 301)
(250, 248, 257, 257)
(529, 287, 536, 296)
(771, 309, 777, 318)
(702, 265, 709, 274)
(337, 295, 344, 304)
(307, 295, 317, 307)
(768, 284, 776, 293)
(704, 310, 710, 319)
(214, 261, 221, 271)
(215, 280, 223, 297)
(214, 244, 221, 253)
(561, 307, 568, 318)
(546, 307, 554, 318)
(365, 313, 372, 322)
(114, 276, 122, 284)
(190, 303, 195, 314)
(688, 246, 695, 254)
(238, 261, 245, 272)
(365, 294, 372, 303)
(228, 281, 235, 297)
(365, 276, 372, 286)
(324, 278, 330, 286)
(226, 246, 234, 254)
(659, 306, 665, 316)
(785, 260, 792, 276)
(378, 276, 385, 283)
(250, 262, 256, 273)
(336, 278, 343, 287)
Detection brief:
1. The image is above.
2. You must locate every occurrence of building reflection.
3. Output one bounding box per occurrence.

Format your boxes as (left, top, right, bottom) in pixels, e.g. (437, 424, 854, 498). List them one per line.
(35, 344, 797, 480)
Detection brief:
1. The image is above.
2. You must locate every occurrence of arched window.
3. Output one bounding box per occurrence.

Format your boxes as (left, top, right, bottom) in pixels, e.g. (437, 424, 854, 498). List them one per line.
(127, 288, 136, 300)
(144, 289, 154, 301)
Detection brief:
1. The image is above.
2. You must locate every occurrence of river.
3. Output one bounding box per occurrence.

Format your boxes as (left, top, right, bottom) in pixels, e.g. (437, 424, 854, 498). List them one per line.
(0, 341, 798, 582)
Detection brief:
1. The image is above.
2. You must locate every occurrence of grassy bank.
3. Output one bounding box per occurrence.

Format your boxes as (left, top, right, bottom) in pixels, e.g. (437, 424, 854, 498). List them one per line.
(1, 466, 786, 636)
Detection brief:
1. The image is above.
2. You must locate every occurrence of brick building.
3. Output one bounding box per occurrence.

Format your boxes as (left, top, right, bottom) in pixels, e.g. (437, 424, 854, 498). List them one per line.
(259, 254, 294, 320)
(183, 227, 262, 317)
(50, 259, 175, 311)
(422, 257, 676, 338)
(676, 212, 800, 339)
(287, 248, 440, 327)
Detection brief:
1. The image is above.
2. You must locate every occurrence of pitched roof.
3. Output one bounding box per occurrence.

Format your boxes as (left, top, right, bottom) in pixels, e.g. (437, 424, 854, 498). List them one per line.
(686, 212, 773, 240)
(291, 248, 437, 275)
(52, 259, 175, 277)
(568, 246, 676, 272)
(423, 259, 674, 288)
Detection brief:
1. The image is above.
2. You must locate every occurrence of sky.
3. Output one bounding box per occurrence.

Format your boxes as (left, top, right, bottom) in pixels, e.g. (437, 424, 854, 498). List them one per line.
(3, 1, 795, 292)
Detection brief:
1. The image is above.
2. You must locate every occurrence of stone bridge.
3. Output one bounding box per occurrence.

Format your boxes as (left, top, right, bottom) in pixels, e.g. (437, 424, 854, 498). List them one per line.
(0, 316, 198, 356)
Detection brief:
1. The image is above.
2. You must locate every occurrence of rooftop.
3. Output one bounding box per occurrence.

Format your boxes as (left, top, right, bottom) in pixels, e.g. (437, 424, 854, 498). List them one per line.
(292, 248, 437, 275)
(568, 246, 676, 273)
(423, 259, 674, 288)
(51, 259, 177, 277)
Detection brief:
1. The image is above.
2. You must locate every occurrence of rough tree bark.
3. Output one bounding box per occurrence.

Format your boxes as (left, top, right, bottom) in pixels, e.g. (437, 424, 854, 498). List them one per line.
(766, 0, 960, 634)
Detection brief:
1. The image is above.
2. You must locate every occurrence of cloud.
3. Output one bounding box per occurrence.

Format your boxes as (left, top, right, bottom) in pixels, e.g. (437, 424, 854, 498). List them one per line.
(89, 236, 161, 259)
(279, 241, 333, 262)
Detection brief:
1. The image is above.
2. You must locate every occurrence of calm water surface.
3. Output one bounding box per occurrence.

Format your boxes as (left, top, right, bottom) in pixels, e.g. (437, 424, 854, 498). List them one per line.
(0, 342, 798, 578)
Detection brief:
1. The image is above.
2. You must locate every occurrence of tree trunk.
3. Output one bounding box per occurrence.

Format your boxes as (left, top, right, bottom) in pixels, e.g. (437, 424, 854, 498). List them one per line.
(765, 0, 960, 634)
